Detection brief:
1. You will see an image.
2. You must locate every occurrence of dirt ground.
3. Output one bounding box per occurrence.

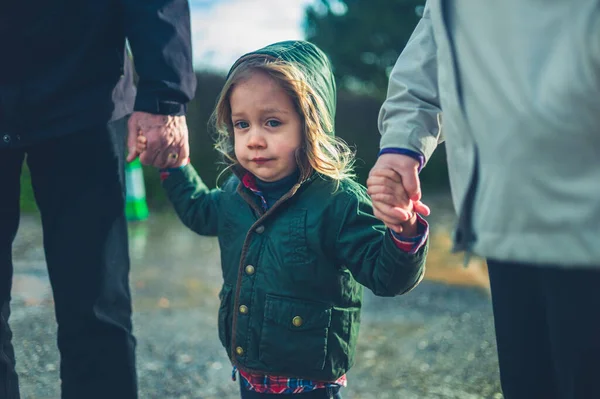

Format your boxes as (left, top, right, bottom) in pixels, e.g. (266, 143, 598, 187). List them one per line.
(10, 199, 502, 399)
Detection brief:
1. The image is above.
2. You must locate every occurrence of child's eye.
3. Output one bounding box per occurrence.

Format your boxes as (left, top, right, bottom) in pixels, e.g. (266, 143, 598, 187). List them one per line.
(234, 121, 249, 129)
(266, 120, 281, 128)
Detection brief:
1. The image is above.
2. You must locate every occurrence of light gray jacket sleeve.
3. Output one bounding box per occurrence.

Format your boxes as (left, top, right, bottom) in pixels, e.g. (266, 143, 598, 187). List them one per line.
(378, 3, 443, 163)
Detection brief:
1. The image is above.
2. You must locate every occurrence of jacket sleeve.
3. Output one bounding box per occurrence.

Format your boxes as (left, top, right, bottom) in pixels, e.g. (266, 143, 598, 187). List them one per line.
(161, 164, 220, 236)
(378, 2, 442, 163)
(332, 189, 428, 297)
(122, 0, 196, 115)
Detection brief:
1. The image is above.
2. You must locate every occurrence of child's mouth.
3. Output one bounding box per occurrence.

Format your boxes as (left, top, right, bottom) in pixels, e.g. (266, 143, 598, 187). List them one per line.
(252, 158, 272, 165)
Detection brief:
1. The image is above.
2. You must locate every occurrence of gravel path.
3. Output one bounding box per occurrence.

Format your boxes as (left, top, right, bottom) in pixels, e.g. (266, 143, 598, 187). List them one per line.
(10, 212, 502, 399)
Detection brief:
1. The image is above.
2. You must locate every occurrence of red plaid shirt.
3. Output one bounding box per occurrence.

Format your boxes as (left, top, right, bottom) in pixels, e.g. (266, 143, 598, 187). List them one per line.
(235, 368, 347, 394)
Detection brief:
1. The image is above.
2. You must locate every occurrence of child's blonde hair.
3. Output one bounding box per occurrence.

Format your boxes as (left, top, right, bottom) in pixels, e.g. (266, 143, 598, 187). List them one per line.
(211, 55, 355, 184)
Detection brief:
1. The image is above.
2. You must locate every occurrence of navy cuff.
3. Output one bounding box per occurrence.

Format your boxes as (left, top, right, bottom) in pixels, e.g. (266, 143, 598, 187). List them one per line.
(378, 148, 425, 172)
(134, 98, 186, 116)
(389, 214, 429, 254)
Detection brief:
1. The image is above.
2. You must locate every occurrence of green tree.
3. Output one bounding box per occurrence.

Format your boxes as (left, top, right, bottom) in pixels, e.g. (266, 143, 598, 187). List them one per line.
(305, 0, 425, 98)
(305, 0, 449, 193)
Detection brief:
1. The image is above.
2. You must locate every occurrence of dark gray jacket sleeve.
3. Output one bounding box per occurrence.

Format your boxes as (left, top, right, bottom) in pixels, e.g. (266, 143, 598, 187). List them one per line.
(378, 2, 442, 163)
(122, 0, 197, 115)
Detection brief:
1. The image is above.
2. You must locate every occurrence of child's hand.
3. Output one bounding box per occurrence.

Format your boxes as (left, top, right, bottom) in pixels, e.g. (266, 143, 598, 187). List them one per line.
(367, 169, 428, 236)
(136, 134, 148, 157)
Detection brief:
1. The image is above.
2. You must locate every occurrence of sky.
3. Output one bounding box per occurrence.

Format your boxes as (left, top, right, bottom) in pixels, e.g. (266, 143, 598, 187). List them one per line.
(189, 0, 319, 72)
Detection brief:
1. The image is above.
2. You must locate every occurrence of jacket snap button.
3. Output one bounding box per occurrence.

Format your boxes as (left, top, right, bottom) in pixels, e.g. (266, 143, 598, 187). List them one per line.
(239, 305, 248, 314)
(255, 225, 265, 234)
(245, 265, 255, 275)
(2, 134, 10, 143)
(292, 316, 303, 327)
(236, 346, 244, 356)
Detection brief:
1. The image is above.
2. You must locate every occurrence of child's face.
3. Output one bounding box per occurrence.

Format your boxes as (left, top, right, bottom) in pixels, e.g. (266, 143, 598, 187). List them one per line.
(230, 70, 303, 182)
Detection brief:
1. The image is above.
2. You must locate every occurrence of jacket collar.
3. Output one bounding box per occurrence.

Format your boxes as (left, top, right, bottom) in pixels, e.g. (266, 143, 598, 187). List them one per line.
(233, 165, 318, 216)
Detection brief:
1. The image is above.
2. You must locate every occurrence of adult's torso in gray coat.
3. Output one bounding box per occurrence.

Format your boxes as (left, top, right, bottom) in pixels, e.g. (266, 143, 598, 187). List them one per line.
(379, 0, 600, 266)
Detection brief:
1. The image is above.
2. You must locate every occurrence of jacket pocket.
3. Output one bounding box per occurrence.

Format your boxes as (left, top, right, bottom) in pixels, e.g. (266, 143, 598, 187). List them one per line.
(218, 284, 233, 350)
(259, 294, 332, 372)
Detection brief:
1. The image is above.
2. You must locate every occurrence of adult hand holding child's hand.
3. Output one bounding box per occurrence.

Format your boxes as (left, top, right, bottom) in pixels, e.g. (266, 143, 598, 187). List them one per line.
(367, 154, 430, 236)
(126, 111, 190, 169)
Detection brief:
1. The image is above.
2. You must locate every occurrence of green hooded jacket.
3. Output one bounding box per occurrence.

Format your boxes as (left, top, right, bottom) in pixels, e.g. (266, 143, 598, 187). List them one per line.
(162, 40, 428, 381)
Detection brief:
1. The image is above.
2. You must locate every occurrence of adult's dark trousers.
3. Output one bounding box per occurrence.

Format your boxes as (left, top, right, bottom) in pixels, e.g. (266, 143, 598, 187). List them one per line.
(487, 259, 600, 399)
(0, 118, 138, 399)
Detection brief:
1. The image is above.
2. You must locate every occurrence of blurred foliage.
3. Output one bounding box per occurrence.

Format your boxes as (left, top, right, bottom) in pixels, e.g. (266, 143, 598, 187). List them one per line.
(305, 0, 426, 98)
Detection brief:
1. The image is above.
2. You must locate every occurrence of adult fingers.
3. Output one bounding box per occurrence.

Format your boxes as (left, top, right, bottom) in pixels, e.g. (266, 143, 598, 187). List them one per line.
(371, 199, 412, 223)
(161, 137, 188, 169)
(139, 127, 173, 168)
(372, 202, 405, 233)
(367, 167, 403, 183)
(367, 179, 411, 209)
(366, 175, 402, 193)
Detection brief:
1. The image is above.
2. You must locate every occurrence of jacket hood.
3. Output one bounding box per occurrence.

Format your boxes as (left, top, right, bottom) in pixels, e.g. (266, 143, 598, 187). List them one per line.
(227, 40, 337, 136)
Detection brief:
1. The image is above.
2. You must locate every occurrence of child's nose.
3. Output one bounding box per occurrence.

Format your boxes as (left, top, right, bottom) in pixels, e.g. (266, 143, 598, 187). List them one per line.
(246, 129, 266, 148)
